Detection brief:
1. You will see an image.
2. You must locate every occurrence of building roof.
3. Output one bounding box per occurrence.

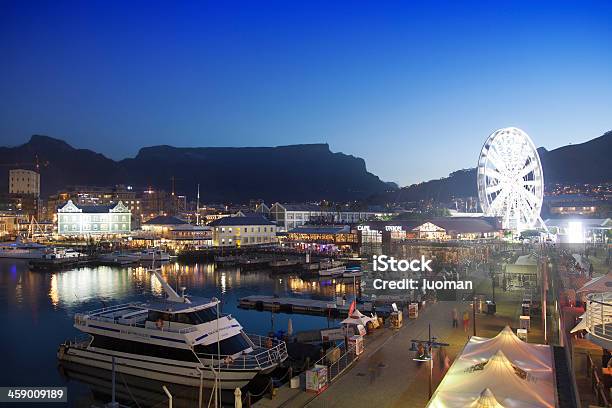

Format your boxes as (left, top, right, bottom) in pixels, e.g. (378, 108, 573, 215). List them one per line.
(57, 200, 129, 213)
(288, 225, 351, 234)
(425, 217, 499, 234)
(544, 218, 611, 228)
(277, 203, 322, 212)
(170, 224, 212, 231)
(144, 215, 188, 225)
(209, 215, 275, 226)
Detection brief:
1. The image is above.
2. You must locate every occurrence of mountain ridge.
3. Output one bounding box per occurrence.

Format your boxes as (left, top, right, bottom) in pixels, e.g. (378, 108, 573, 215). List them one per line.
(0, 136, 390, 202)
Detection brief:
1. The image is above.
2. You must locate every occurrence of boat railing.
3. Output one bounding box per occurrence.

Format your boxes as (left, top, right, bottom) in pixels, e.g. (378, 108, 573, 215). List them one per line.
(78, 302, 141, 317)
(585, 292, 612, 346)
(75, 312, 198, 334)
(196, 334, 288, 371)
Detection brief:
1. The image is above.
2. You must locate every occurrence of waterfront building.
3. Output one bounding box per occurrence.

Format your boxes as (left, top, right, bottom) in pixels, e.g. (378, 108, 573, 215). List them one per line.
(166, 224, 212, 249)
(412, 217, 502, 240)
(284, 225, 358, 252)
(209, 215, 277, 247)
(9, 169, 40, 196)
(57, 200, 131, 236)
(141, 215, 188, 235)
(269, 202, 392, 231)
(357, 217, 502, 244)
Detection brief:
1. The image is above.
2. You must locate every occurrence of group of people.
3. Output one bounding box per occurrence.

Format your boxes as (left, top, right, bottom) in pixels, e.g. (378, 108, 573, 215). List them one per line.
(452, 307, 471, 332)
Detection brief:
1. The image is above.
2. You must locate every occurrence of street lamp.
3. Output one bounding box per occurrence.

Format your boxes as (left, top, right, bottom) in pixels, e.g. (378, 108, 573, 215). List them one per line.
(411, 324, 449, 398)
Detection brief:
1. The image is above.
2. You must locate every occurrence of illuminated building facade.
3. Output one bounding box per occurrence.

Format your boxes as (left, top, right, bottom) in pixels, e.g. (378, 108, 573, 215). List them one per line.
(57, 200, 131, 236)
(9, 169, 40, 196)
(268, 202, 392, 231)
(285, 225, 358, 252)
(209, 215, 277, 247)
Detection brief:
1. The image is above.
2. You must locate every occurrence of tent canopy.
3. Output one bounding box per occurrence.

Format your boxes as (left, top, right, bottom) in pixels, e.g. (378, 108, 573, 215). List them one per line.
(461, 326, 552, 371)
(341, 308, 375, 326)
(427, 327, 555, 408)
(429, 350, 554, 408)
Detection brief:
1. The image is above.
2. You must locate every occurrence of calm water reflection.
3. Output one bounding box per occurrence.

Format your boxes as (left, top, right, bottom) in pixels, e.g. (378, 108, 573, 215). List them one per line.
(0, 260, 353, 407)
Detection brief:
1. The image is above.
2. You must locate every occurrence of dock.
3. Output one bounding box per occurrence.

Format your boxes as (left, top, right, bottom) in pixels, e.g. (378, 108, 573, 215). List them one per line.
(238, 295, 390, 317)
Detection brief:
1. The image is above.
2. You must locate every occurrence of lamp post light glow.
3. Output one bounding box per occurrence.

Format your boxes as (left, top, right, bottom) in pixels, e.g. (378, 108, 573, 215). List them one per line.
(412, 324, 449, 398)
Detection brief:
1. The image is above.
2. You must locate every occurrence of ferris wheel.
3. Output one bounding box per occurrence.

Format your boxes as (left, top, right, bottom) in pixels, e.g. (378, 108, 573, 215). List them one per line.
(477, 127, 544, 232)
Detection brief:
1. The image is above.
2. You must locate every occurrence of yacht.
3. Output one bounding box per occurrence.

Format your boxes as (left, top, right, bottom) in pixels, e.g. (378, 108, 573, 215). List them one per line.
(0, 240, 47, 259)
(57, 269, 288, 389)
(140, 249, 170, 262)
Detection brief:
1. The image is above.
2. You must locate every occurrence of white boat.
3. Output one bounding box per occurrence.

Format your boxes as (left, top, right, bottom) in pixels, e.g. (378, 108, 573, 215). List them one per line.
(43, 248, 86, 259)
(0, 240, 47, 259)
(318, 266, 345, 277)
(342, 267, 363, 278)
(99, 251, 141, 265)
(139, 249, 170, 262)
(58, 268, 287, 389)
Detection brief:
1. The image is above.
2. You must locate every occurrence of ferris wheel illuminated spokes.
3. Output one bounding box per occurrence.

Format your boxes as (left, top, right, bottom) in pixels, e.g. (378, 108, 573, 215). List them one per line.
(477, 127, 544, 232)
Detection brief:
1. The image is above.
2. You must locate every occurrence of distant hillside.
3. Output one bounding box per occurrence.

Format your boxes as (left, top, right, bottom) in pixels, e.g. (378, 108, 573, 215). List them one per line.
(0, 136, 392, 202)
(370, 130, 612, 204)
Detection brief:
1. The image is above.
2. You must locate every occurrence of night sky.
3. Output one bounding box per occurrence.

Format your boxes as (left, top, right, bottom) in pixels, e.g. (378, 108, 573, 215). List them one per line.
(1, 0, 611, 186)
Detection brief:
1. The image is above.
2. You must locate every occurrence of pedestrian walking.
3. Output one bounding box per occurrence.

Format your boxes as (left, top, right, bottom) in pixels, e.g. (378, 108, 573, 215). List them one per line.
(452, 307, 458, 328)
(463, 310, 470, 332)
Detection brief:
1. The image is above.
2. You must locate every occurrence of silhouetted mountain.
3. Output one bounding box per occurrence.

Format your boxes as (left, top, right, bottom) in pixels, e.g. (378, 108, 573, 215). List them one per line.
(370, 130, 612, 204)
(537, 131, 612, 184)
(0, 136, 391, 202)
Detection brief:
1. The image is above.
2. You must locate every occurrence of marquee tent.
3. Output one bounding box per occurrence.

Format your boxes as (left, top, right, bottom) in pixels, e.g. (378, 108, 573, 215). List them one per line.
(461, 326, 552, 372)
(470, 388, 505, 408)
(427, 350, 555, 408)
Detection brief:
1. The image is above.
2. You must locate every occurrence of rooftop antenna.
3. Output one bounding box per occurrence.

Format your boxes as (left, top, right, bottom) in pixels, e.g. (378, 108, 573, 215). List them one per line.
(196, 183, 200, 225)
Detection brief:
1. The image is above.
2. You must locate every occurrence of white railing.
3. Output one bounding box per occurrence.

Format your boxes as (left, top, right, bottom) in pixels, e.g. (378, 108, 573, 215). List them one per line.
(585, 293, 612, 344)
(75, 312, 198, 334)
(196, 334, 288, 371)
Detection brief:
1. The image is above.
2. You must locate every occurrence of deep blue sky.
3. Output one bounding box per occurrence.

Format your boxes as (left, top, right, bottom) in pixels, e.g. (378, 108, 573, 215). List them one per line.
(1, 1, 611, 186)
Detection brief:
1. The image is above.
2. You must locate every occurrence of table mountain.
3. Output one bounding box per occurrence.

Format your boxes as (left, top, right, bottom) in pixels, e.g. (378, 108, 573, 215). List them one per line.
(0, 136, 392, 202)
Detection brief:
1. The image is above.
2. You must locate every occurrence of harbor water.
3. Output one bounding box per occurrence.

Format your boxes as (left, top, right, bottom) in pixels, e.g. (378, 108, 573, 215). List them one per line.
(0, 259, 355, 407)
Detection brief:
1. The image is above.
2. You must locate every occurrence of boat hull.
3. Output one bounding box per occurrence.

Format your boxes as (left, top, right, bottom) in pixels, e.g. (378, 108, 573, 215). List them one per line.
(58, 344, 264, 389)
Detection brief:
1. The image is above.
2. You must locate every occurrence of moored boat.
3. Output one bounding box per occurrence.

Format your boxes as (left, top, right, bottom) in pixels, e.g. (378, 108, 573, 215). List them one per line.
(57, 267, 287, 389)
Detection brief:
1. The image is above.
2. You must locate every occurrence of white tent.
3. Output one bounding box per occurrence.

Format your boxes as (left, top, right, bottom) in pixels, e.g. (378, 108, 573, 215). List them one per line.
(341, 308, 375, 327)
(470, 388, 505, 408)
(460, 326, 552, 372)
(428, 350, 555, 408)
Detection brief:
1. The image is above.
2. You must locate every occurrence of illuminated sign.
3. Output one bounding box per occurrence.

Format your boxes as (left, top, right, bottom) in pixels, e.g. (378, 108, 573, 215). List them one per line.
(385, 225, 402, 232)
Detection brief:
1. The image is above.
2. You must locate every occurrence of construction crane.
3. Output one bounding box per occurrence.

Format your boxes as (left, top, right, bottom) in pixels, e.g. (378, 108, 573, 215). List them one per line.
(0, 154, 49, 171)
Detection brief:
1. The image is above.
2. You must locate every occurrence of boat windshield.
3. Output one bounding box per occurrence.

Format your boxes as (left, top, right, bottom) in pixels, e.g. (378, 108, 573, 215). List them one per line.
(148, 307, 219, 325)
(194, 332, 252, 356)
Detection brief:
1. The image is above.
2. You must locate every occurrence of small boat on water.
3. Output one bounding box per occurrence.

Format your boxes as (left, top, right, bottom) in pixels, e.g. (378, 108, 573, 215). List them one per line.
(318, 266, 345, 277)
(43, 248, 86, 259)
(0, 239, 47, 259)
(99, 251, 141, 266)
(58, 263, 288, 389)
(139, 249, 170, 262)
(342, 267, 363, 278)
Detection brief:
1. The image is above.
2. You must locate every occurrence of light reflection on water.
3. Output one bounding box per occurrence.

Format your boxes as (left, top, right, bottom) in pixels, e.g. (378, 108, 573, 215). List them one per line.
(0, 259, 354, 407)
